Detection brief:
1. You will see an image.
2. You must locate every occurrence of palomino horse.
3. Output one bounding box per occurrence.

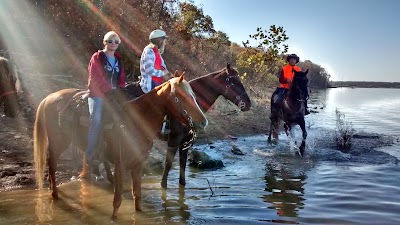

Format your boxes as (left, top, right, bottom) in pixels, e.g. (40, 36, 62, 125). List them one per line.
(0, 57, 21, 117)
(122, 63, 251, 188)
(33, 75, 208, 219)
(268, 70, 309, 156)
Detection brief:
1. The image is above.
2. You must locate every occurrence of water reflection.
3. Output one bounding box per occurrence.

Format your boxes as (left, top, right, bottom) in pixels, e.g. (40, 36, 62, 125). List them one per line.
(161, 186, 190, 224)
(34, 189, 53, 223)
(262, 161, 306, 218)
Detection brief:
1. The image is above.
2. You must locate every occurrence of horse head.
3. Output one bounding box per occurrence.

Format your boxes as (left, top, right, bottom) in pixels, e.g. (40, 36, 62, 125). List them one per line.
(0, 57, 21, 117)
(216, 63, 251, 111)
(167, 74, 208, 130)
(291, 69, 309, 101)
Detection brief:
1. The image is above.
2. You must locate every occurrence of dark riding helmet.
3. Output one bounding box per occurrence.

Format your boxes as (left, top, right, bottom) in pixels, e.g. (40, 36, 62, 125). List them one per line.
(286, 54, 300, 64)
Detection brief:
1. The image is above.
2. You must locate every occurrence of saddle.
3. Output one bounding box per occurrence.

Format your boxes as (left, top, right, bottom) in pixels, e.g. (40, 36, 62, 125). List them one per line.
(56, 90, 114, 130)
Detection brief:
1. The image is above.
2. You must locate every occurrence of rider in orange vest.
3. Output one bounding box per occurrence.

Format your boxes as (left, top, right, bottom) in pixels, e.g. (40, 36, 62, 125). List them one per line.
(273, 54, 310, 115)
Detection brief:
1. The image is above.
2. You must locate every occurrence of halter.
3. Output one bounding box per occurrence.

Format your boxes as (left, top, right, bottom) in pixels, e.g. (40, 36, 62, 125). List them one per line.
(0, 90, 17, 100)
(223, 75, 247, 110)
(169, 90, 195, 129)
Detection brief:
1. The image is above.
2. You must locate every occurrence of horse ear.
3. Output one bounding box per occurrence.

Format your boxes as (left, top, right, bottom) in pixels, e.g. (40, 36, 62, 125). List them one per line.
(226, 63, 231, 72)
(178, 74, 185, 83)
(173, 70, 179, 78)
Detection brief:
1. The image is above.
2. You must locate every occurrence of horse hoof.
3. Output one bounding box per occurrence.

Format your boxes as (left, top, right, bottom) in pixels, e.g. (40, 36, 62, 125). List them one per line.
(295, 151, 302, 157)
(111, 215, 117, 222)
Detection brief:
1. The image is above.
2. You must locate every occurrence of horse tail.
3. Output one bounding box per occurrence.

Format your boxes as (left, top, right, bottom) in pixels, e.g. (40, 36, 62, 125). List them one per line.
(34, 98, 48, 189)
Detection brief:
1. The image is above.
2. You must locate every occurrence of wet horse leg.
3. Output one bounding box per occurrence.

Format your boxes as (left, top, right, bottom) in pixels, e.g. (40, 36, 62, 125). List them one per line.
(111, 152, 123, 220)
(80, 155, 89, 178)
(161, 146, 178, 189)
(131, 164, 143, 211)
(47, 146, 59, 199)
(47, 138, 67, 199)
(298, 118, 307, 156)
(179, 147, 189, 186)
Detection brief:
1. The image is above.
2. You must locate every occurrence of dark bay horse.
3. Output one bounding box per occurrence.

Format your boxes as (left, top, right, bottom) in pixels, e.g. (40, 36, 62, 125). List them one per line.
(0, 57, 21, 117)
(33, 75, 208, 219)
(123, 63, 251, 189)
(268, 70, 309, 156)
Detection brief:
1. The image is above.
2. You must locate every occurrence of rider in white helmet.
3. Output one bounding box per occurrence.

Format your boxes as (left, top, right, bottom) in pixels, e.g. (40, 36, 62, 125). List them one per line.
(139, 29, 174, 134)
(139, 29, 173, 93)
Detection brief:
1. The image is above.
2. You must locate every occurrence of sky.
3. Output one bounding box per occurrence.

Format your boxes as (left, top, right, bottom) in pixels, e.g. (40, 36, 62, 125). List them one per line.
(192, 0, 400, 82)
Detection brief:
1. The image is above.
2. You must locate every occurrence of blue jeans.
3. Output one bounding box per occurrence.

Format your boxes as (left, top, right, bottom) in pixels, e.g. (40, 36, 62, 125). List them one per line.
(272, 87, 288, 104)
(151, 80, 162, 90)
(85, 97, 104, 162)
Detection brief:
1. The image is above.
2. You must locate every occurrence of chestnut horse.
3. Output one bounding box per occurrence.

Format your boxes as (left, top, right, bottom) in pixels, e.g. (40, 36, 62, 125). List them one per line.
(33, 75, 208, 220)
(123, 63, 251, 188)
(0, 57, 21, 117)
(268, 70, 309, 156)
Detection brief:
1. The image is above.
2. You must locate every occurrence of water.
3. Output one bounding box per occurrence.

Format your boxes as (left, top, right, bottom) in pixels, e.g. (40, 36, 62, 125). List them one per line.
(1, 88, 400, 224)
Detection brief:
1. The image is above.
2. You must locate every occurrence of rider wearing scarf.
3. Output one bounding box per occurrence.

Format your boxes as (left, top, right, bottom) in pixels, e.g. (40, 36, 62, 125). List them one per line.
(139, 29, 173, 93)
(139, 29, 174, 134)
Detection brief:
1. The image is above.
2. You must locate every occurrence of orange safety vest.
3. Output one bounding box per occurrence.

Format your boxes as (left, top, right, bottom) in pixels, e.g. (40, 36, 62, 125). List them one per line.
(279, 65, 301, 89)
(152, 47, 164, 83)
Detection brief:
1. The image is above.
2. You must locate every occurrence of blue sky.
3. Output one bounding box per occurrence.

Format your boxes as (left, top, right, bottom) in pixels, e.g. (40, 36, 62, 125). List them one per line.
(192, 0, 400, 82)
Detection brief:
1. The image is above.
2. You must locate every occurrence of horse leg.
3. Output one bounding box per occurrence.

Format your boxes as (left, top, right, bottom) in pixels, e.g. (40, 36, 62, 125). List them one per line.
(47, 144, 62, 199)
(179, 147, 189, 186)
(267, 120, 273, 143)
(104, 161, 114, 184)
(161, 146, 178, 189)
(131, 164, 143, 211)
(299, 118, 307, 157)
(111, 154, 122, 221)
(79, 154, 89, 178)
(47, 133, 69, 199)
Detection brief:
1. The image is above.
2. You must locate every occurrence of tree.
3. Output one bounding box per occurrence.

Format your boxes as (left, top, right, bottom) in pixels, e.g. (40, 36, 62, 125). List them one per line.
(236, 25, 289, 87)
(175, 2, 215, 40)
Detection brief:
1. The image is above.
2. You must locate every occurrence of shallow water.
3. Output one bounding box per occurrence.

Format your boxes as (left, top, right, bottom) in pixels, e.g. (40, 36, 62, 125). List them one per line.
(1, 88, 400, 224)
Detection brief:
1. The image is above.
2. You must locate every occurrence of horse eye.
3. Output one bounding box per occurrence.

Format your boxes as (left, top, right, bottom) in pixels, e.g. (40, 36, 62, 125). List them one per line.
(175, 97, 179, 102)
(226, 78, 230, 82)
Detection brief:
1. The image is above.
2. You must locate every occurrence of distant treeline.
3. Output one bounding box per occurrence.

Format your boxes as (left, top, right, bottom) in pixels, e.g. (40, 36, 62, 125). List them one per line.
(329, 81, 400, 88)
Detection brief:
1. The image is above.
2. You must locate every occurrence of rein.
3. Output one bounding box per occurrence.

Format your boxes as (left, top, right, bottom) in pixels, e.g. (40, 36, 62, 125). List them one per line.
(223, 75, 247, 110)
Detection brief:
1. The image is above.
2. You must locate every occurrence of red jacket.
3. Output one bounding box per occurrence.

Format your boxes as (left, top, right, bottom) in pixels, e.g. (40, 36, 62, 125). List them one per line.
(87, 50, 126, 97)
(279, 64, 301, 89)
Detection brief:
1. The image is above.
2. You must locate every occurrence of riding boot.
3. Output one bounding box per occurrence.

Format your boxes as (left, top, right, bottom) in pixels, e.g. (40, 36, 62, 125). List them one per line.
(161, 115, 171, 135)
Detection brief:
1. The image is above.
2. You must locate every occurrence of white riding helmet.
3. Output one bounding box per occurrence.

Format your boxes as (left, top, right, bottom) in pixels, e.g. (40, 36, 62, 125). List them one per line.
(149, 29, 168, 40)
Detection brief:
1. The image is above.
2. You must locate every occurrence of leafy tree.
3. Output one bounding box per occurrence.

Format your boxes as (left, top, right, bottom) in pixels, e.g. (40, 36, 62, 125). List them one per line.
(236, 25, 289, 87)
(175, 2, 215, 40)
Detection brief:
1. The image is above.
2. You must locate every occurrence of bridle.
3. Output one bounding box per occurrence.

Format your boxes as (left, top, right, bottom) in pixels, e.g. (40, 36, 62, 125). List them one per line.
(169, 89, 196, 129)
(223, 74, 248, 110)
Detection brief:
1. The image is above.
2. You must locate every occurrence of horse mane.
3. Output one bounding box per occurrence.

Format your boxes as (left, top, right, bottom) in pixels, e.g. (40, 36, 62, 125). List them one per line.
(169, 76, 194, 96)
(0, 57, 15, 83)
(189, 67, 227, 82)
